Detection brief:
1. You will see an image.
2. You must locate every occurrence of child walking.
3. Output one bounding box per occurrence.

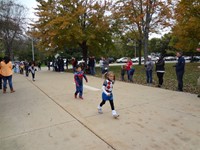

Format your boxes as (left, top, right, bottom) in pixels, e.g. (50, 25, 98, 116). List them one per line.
(97, 71, 119, 118)
(74, 65, 88, 99)
(29, 62, 37, 81)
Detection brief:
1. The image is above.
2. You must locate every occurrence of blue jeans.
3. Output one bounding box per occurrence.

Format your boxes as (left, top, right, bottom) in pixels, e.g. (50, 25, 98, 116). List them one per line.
(75, 85, 83, 97)
(90, 67, 95, 75)
(127, 70, 130, 81)
(3, 75, 13, 89)
(146, 70, 153, 83)
(176, 71, 184, 91)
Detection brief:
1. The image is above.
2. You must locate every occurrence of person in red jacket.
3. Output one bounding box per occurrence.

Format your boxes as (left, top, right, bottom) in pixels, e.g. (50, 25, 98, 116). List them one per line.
(125, 57, 133, 82)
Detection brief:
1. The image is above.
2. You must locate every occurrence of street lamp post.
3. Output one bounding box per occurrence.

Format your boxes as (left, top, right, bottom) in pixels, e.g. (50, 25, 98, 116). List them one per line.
(128, 38, 137, 58)
(31, 37, 35, 61)
(134, 40, 137, 58)
(27, 27, 35, 61)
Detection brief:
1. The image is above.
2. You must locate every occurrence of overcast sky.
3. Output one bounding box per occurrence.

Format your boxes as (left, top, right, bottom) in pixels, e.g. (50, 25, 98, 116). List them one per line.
(17, 0, 38, 21)
(17, 0, 165, 38)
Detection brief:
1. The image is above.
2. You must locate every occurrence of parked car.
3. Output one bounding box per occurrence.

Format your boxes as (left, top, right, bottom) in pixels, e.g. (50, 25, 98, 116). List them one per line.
(191, 56, 200, 62)
(164, 56, 177, 61)
(131, 57, 144, 62)
(116, 57, 128, 63)
(183, 56, 191, 61)
(151, 56, 159, 61)
(78, 59, 85, 64)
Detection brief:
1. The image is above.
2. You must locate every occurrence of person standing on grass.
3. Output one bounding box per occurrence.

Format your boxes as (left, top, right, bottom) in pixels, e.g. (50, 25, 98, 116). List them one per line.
(66, 58, 69, 70)
(0, 56, 15, 93)
(71, 57, 78, 72)
(97, 71, 119, 118)
(37, 62, 41, 71)
(196, 48, 200, 98)
(174, 51, 185, 92)
(125, 57, 133, 82)
(129, 67, 135, 82)
(24, 61, 29, 77)
(88, 56, 96, 75)
(102, 57, 109, 78)
(99, 57, 104, 74)
(74, 65, 88, 100)
(145, 56, 154, 85)
(155, 55, 165, 87)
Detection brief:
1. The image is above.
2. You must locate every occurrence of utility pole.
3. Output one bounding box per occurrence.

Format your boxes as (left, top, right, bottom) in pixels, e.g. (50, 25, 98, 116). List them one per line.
(31, 38, 35, 61)
(134, 40, 137, 58)
(28, 27, 35, 62)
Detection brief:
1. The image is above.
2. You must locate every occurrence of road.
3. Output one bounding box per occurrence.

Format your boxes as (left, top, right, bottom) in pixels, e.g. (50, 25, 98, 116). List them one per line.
(0, 68, 200, 150)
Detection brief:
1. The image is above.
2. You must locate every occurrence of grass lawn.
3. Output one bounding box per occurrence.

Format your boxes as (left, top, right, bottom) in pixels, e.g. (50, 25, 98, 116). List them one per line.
(92, 62, 200, 95)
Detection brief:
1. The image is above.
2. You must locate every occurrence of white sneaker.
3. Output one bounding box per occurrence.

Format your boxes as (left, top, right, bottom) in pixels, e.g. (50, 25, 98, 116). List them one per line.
(112, 110, 119, 118)
(97, 106, 103, 114)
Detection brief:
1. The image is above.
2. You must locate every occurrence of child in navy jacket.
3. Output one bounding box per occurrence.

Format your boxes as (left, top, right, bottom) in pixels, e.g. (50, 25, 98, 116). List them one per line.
(29, 62, 37, 81)
(74, 65, 88, 99)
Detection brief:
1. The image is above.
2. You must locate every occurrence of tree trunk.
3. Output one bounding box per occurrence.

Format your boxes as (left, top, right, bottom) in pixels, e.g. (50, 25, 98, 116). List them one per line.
(143, 0, 152, 63)
(5, 41, 12, 60)
(143, 31, 149, 62)
(79, 41, 88, 64)
(138, 40, 142, 65)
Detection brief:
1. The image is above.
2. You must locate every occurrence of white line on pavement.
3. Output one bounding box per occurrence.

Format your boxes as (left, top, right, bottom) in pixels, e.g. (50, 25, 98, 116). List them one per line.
(73, 83, 101, 91)
(84, 85, 101, 91)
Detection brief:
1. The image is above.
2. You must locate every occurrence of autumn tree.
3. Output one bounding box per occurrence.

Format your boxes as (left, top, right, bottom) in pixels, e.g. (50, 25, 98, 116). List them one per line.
(0, 0, 27, 59)
(149, 33, 173, 55)
(172, 0, 200, 52)
(111, 0, 174, 64)
(32, 0, 113, 62)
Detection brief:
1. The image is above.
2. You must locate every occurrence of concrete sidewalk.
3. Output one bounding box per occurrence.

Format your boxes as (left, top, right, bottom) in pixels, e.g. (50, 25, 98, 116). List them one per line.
(0, 68, 200, 150)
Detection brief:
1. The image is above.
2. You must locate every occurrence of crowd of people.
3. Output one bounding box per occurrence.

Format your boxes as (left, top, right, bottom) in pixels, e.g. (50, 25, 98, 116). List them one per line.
(0, 56, 40, 93)
(0, 52, 199, 118)
(119, 52, 186, 93)
(47, 57, 66, 72)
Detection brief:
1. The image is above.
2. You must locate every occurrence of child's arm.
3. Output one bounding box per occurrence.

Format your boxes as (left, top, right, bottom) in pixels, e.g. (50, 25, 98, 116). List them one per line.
(83, 74, 88, 82)
(74, 75, 79, 86)
(102, 85, 110, 96)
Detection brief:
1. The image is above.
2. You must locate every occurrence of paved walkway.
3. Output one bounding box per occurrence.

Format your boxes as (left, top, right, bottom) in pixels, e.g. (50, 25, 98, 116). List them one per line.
(0, 68, 200, 150)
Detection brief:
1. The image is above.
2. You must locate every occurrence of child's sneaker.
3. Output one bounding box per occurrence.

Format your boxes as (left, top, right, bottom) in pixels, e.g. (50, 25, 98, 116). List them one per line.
(74, 93, 77, 99)
(112, 110, 119, 118)
(97, 106, 103, 114)
(79, 96, 84, 100)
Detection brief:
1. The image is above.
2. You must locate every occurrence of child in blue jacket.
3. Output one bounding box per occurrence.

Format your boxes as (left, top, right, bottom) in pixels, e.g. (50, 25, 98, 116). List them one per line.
(74, 65, 88, 99)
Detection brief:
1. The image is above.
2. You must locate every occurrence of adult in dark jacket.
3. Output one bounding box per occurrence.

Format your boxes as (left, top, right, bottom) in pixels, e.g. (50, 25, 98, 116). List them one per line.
(71, 57, 77, 72)
(155, 55, 165, 87)
(175, 52, 185, 91)
(88, 56, 96, 75)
